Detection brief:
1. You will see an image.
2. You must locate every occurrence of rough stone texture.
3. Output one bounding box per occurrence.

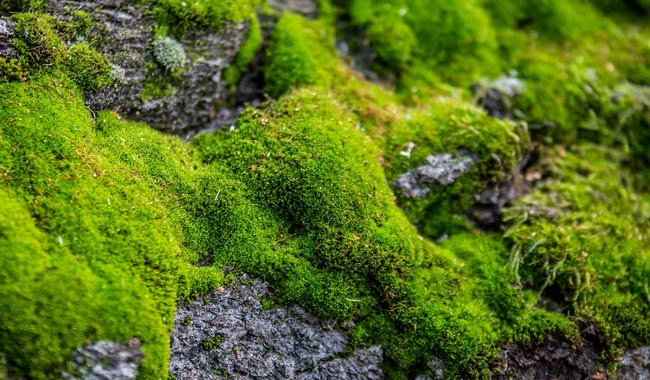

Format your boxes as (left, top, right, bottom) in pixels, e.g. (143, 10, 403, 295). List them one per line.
(493, 324, 609, 380)
(0, 18, 18, 59)
(63, 339, 144, 380)
(393, 153, 476, 200)
(41, 0, 249, 137)
(618, 347, 650, 380)
(170, 275, 384, 380)
(472, 76, 525, 120)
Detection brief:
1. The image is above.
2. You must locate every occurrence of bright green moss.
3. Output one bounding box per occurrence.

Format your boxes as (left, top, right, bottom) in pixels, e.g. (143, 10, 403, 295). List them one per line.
(151, 0, 256, 34)
(264, 13, 336, 98)
(224, 13, 262, 87)
(65, 43, 113, 90)
(347, 0, 499, 83)
(0, 75, 186, 379)
(504, 144, 650, 348)
(365, 15, 415, 71)
(384, 99, 528, 237)
(193, 89, 421, 318)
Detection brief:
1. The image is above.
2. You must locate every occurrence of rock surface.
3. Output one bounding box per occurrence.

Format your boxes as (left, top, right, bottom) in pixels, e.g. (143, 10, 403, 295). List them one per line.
(40, 0, 249, 136)
(63, 340, 144, 380)
(393, 153, 476, 200)
(618, 347, 650, 380)
(0, 18, 17, 59)
(170, 275, 384, 380)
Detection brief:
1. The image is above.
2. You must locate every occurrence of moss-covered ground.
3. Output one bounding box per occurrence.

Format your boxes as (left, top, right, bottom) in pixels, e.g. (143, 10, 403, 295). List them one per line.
(1, 0, 650, 379)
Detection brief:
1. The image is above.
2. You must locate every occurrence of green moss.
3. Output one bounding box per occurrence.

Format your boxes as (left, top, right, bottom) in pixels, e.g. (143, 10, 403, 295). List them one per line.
(365, 15, 415, 71)
(264, 13, 337, 98)
(65, 43, 113, 90)
(0, 57, 27, 81)
(224, 13, 262, 87)
(151, 0, 256, 34)
(504, 144, 650, 348)
(0, 75, 182, 379)
(347, 0, 499, 83)
(11, 13, 65, 66)
(193, 89, 421, 318)
(384, 99, 529, 237)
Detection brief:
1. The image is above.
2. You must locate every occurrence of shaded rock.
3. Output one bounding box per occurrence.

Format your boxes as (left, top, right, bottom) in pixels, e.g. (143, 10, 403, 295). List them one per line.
(472, 75, 525, 120)
(470, 151, 538, 229)
(618, 347, 650, 380)
(393, 153, 476, 200)
(169, 274, 384, 380)
(41, 0, 250, 136)
(63, 340, 144, 380)
(493, 325, 609, 380)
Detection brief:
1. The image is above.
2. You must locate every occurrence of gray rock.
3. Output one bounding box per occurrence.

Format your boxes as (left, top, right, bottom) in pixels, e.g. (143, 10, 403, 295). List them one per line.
(393, 153, 476, 200)
(169, 275, 384, 380)
(40, 0, 250, 136)
(0, 18, 18, 59)
(63, 339, 144, 380)
(618, 347, 650, 380)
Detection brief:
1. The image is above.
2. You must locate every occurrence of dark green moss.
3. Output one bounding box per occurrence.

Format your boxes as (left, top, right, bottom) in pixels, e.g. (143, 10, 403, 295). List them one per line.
(384, 99, 529, 237)
(11, 13, 65, 66)
(65, 43, 113, 90)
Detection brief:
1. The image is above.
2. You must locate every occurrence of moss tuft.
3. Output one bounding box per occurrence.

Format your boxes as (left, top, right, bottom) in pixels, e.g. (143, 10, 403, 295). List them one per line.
(65, 43, 113, 90)
(264, 13, 337, 98)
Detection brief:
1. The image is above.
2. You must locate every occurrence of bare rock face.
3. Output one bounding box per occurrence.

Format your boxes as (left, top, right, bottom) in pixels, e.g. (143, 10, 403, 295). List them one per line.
(493, 325, 610, 380)
(39, 0, 249, 136)
(63, 340, 144, 380)
(393, 153, 476, 200)
(170, 275, 384, 380)
(618, 347, 650, 380)
(0, 18, 17, 59)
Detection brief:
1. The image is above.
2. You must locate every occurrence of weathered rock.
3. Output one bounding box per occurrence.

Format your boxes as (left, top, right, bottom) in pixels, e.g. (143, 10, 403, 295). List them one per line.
(41, 0, 250, 136)
(170, 275, 384, 380)
(493, 325, 609, 380)
(0, 18, 18, 59)
(63, 340, 144, 380)
(618, 347, 650, 380)
(472, 75, 525, 120)
(393, 153, 476, 200)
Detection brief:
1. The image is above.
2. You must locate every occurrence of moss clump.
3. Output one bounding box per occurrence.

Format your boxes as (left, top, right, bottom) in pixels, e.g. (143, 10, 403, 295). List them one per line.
(193, 89, 420, 318)
(151, 0, 256, 34)
(346, 0, 499, 83)
(65, 43, 113, 90)
(3, 13, 113, 91)
(504, 145, 650, 349)
(383, 99, 529, 237)
(11, 13, 65, 66)
(0, 75, 184, 379)
(264, 13, 337, 98)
